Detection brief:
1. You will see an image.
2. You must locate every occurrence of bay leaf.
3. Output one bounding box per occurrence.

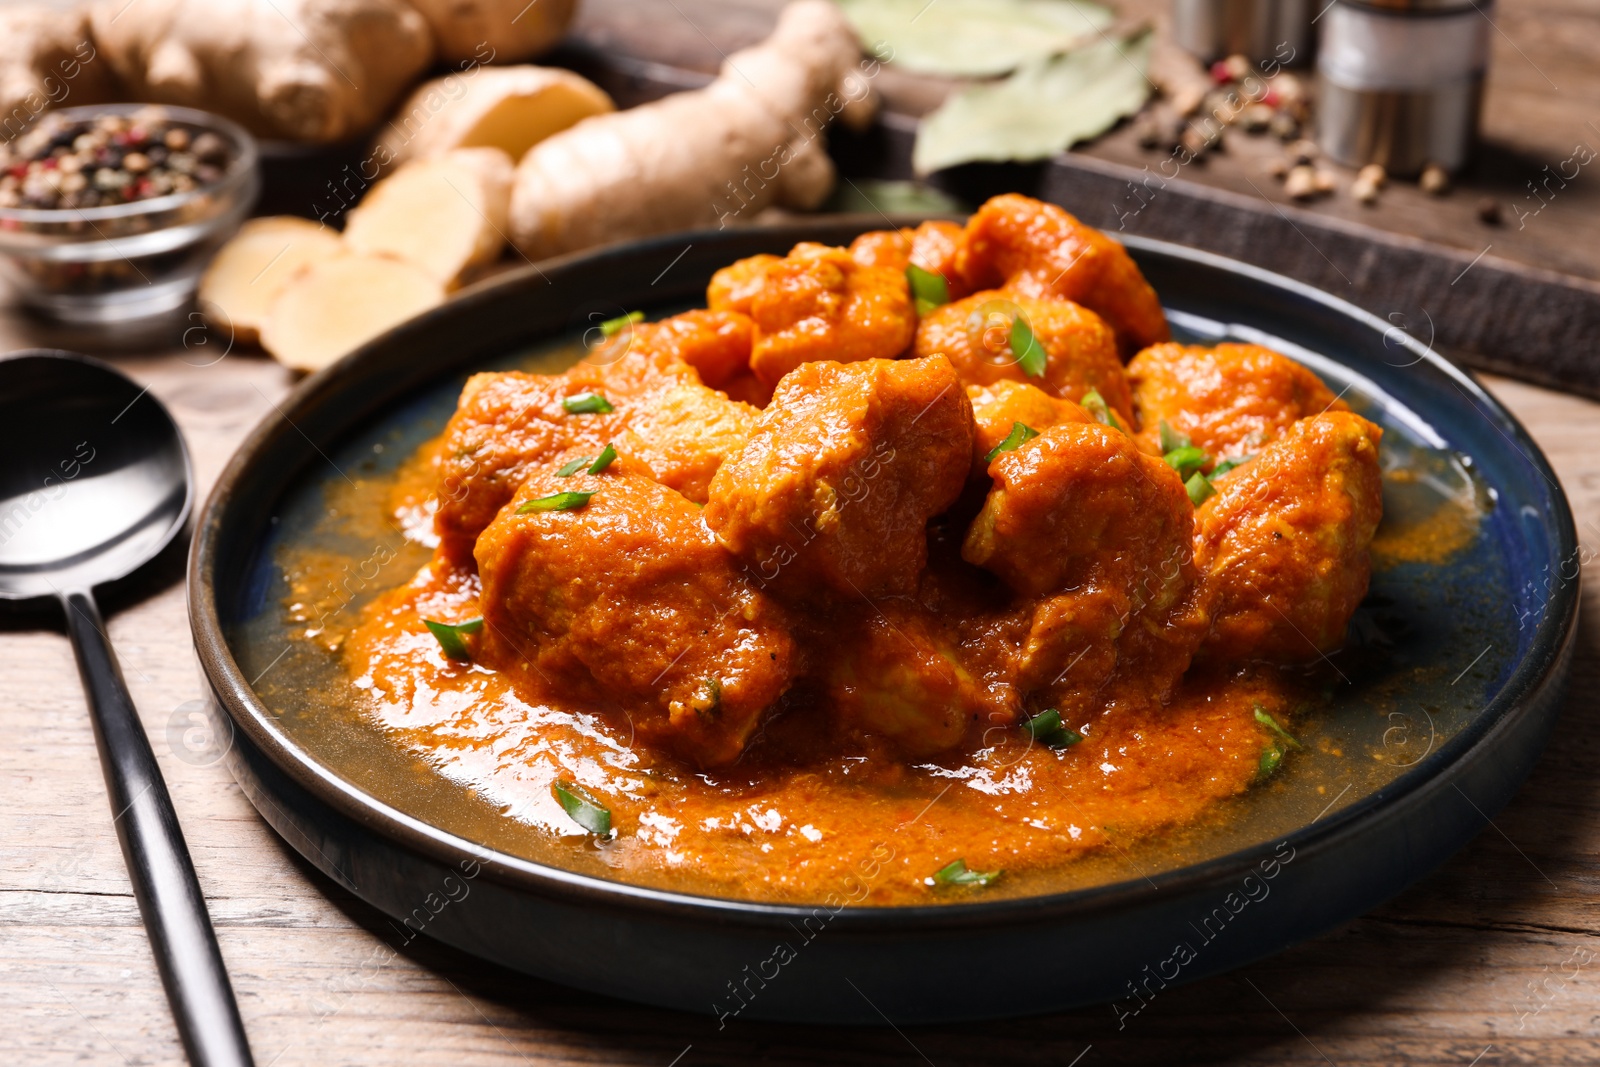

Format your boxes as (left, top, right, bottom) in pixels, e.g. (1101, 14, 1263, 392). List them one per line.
(912, 30, 1154, 175)
(839, 0, 1114, 78)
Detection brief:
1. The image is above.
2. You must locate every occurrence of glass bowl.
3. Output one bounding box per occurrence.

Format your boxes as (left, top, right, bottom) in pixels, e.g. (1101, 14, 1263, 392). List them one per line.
(0, 104, 260, 324)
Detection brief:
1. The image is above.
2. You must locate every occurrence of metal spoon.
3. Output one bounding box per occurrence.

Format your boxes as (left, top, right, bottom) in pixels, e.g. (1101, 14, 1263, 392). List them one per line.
(0, 350, 253, 1067)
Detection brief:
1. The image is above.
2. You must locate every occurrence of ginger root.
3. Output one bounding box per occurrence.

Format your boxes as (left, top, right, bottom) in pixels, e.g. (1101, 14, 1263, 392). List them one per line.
(198, 216, 346, 346)
(344, 147, 513, 287)
(405, 0, 578, 64)
(374, 65, 613, 171)
(509, 0, 877, 259)
(0, 6, 115, 141)
(260, 253, 445, 372)
(87, 0, 434, 144)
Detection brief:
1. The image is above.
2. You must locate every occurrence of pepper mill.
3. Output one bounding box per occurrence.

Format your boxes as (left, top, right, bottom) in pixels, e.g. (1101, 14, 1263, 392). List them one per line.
(1316, 0, 1491, 176)
(1171, 0, 1313, 66)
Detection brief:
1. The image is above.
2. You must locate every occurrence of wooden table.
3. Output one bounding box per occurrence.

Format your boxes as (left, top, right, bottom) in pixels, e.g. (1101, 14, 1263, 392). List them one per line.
(2, 323, 1597, 1067)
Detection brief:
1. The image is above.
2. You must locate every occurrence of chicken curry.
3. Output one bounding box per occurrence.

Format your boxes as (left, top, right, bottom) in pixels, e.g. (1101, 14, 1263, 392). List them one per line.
(322, 194, 1398, 904)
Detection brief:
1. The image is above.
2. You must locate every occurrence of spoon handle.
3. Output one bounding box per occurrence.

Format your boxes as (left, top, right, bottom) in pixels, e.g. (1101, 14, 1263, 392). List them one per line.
(61, 590, 255, 1067)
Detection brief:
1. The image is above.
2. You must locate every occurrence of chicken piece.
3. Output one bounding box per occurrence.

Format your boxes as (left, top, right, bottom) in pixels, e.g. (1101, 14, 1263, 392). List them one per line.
(475, 459, 796, 767)
(706, 253, 780, 314)
(434, 371, 630, 562)
(914, 291, 1132, 423)
(955, 194, 1169, 357)
(1129, 342, 1347, 465)
(966, 380, 1093, 474)
(964, 421, 1206, 714)
(849, 220, 967, 296)
(819, 603, 1002, 756)
(434, 349, 700, 561)
(708, 242, 916, 388)
(1195, 411, 1384, 663)
(615, 383, 759, 503)
(705, 355, 973, 599)
(588, 308, 754, 389)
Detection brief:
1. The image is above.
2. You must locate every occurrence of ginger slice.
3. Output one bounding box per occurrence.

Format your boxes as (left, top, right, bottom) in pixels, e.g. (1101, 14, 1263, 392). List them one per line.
(375, 65, 614, 170)
(259, 253, 445, 373)
(198, 216, 346, 346)
(343, 147, 513, 289)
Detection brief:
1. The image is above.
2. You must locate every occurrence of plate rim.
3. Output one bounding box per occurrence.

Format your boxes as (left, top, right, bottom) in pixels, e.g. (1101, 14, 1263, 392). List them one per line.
(187, 218, 1582, 932)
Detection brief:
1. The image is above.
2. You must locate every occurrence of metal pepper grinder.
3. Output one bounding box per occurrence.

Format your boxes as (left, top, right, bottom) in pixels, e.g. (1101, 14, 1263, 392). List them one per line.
(1172, 0, 1313, 65)
(1316, 0, 1491, 176)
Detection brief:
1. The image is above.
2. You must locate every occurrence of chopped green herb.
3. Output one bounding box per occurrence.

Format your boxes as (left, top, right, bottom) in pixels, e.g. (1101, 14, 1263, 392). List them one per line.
(1185, 472, 1215, 506)
(599, 310, 643, 337)
(1010, 314, 1047, 378)
(517, 491, 594, 513)
(983, 421, 1039, 464)
(1209, 454, 1253, 479)
(1021, 708, 1084, 749)
(931, 858, 1002, 888)
(563, 392, 615, 415)
(557, 456, 592, 477)
(1254, 705, 1301, 749)
(424, 617, 482, 660)
(1079, 388, 1124, 431)
(1258, 744, 1285, 780)
(1163, 445, 1209, 481)
(555, 443, 619, 477)
(692, 676, 723, 721)
(906, 263, 950, 315)
(1158, 419, 1192, 455)
(553, 779, 612, 834)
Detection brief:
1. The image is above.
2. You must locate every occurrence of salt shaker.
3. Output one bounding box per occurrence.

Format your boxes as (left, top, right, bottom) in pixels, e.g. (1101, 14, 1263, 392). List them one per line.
(1172, 0, 1313, 66)
(1316, 0, 1491, 176)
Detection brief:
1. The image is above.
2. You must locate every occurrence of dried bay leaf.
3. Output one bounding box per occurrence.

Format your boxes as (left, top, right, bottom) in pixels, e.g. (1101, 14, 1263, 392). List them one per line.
(839, 0, 1114, 78)
(912, 30, 1153, 175)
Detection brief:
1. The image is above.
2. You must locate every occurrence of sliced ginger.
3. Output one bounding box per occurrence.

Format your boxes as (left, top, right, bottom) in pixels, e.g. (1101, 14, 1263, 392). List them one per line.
(198, 216, 346, 346)
(343, 147, 513, 289)
(260, 253, 445, 372)
(375, 65, 614, 170)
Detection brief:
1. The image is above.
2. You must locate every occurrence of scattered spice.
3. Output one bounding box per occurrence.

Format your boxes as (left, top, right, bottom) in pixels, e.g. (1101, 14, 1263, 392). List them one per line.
(1476, 196, 1503, 226)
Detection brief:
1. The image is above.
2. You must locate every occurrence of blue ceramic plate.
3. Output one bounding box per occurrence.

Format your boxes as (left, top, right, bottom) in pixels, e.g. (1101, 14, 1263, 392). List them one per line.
(189, 219, 1578, 1024)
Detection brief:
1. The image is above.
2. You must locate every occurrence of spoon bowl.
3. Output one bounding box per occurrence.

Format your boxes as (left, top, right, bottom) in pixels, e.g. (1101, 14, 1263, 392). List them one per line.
(0, 351, 190, 599)
(0, 350, 253, 1067)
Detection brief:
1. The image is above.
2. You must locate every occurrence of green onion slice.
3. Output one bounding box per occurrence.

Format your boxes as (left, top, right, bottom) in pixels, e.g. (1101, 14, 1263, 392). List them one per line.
(1258, 744, 1285, 781)
(1158, 419, 1192, 454)
(906, 264, 950, 316)
(1010, 314, 1047, 378)
(556, 456, 591, 477)
(1021, 708, 1084, 749)
(693, 676, 722, 721)
(984, 421, 1039, 464)
(931, 858, 1002, 888)
(1163, 445, 1209, 480)
(1079, 389, 1124, 431)
(1254, 705, 1301, 750)
(556, 443, 618, 477)
(1209, 454, 1253, 479)
(553, 779, 612, 834)
(424, 617, 482, 660)
(517, 491, 594, 513)
(599, 310, 643, 337)
(563, 392, 615, 415)
(1185, 472, 1216, 506)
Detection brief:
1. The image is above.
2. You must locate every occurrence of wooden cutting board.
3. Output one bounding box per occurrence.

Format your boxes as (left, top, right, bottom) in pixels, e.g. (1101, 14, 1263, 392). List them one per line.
(558, 0, 1600, 397)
